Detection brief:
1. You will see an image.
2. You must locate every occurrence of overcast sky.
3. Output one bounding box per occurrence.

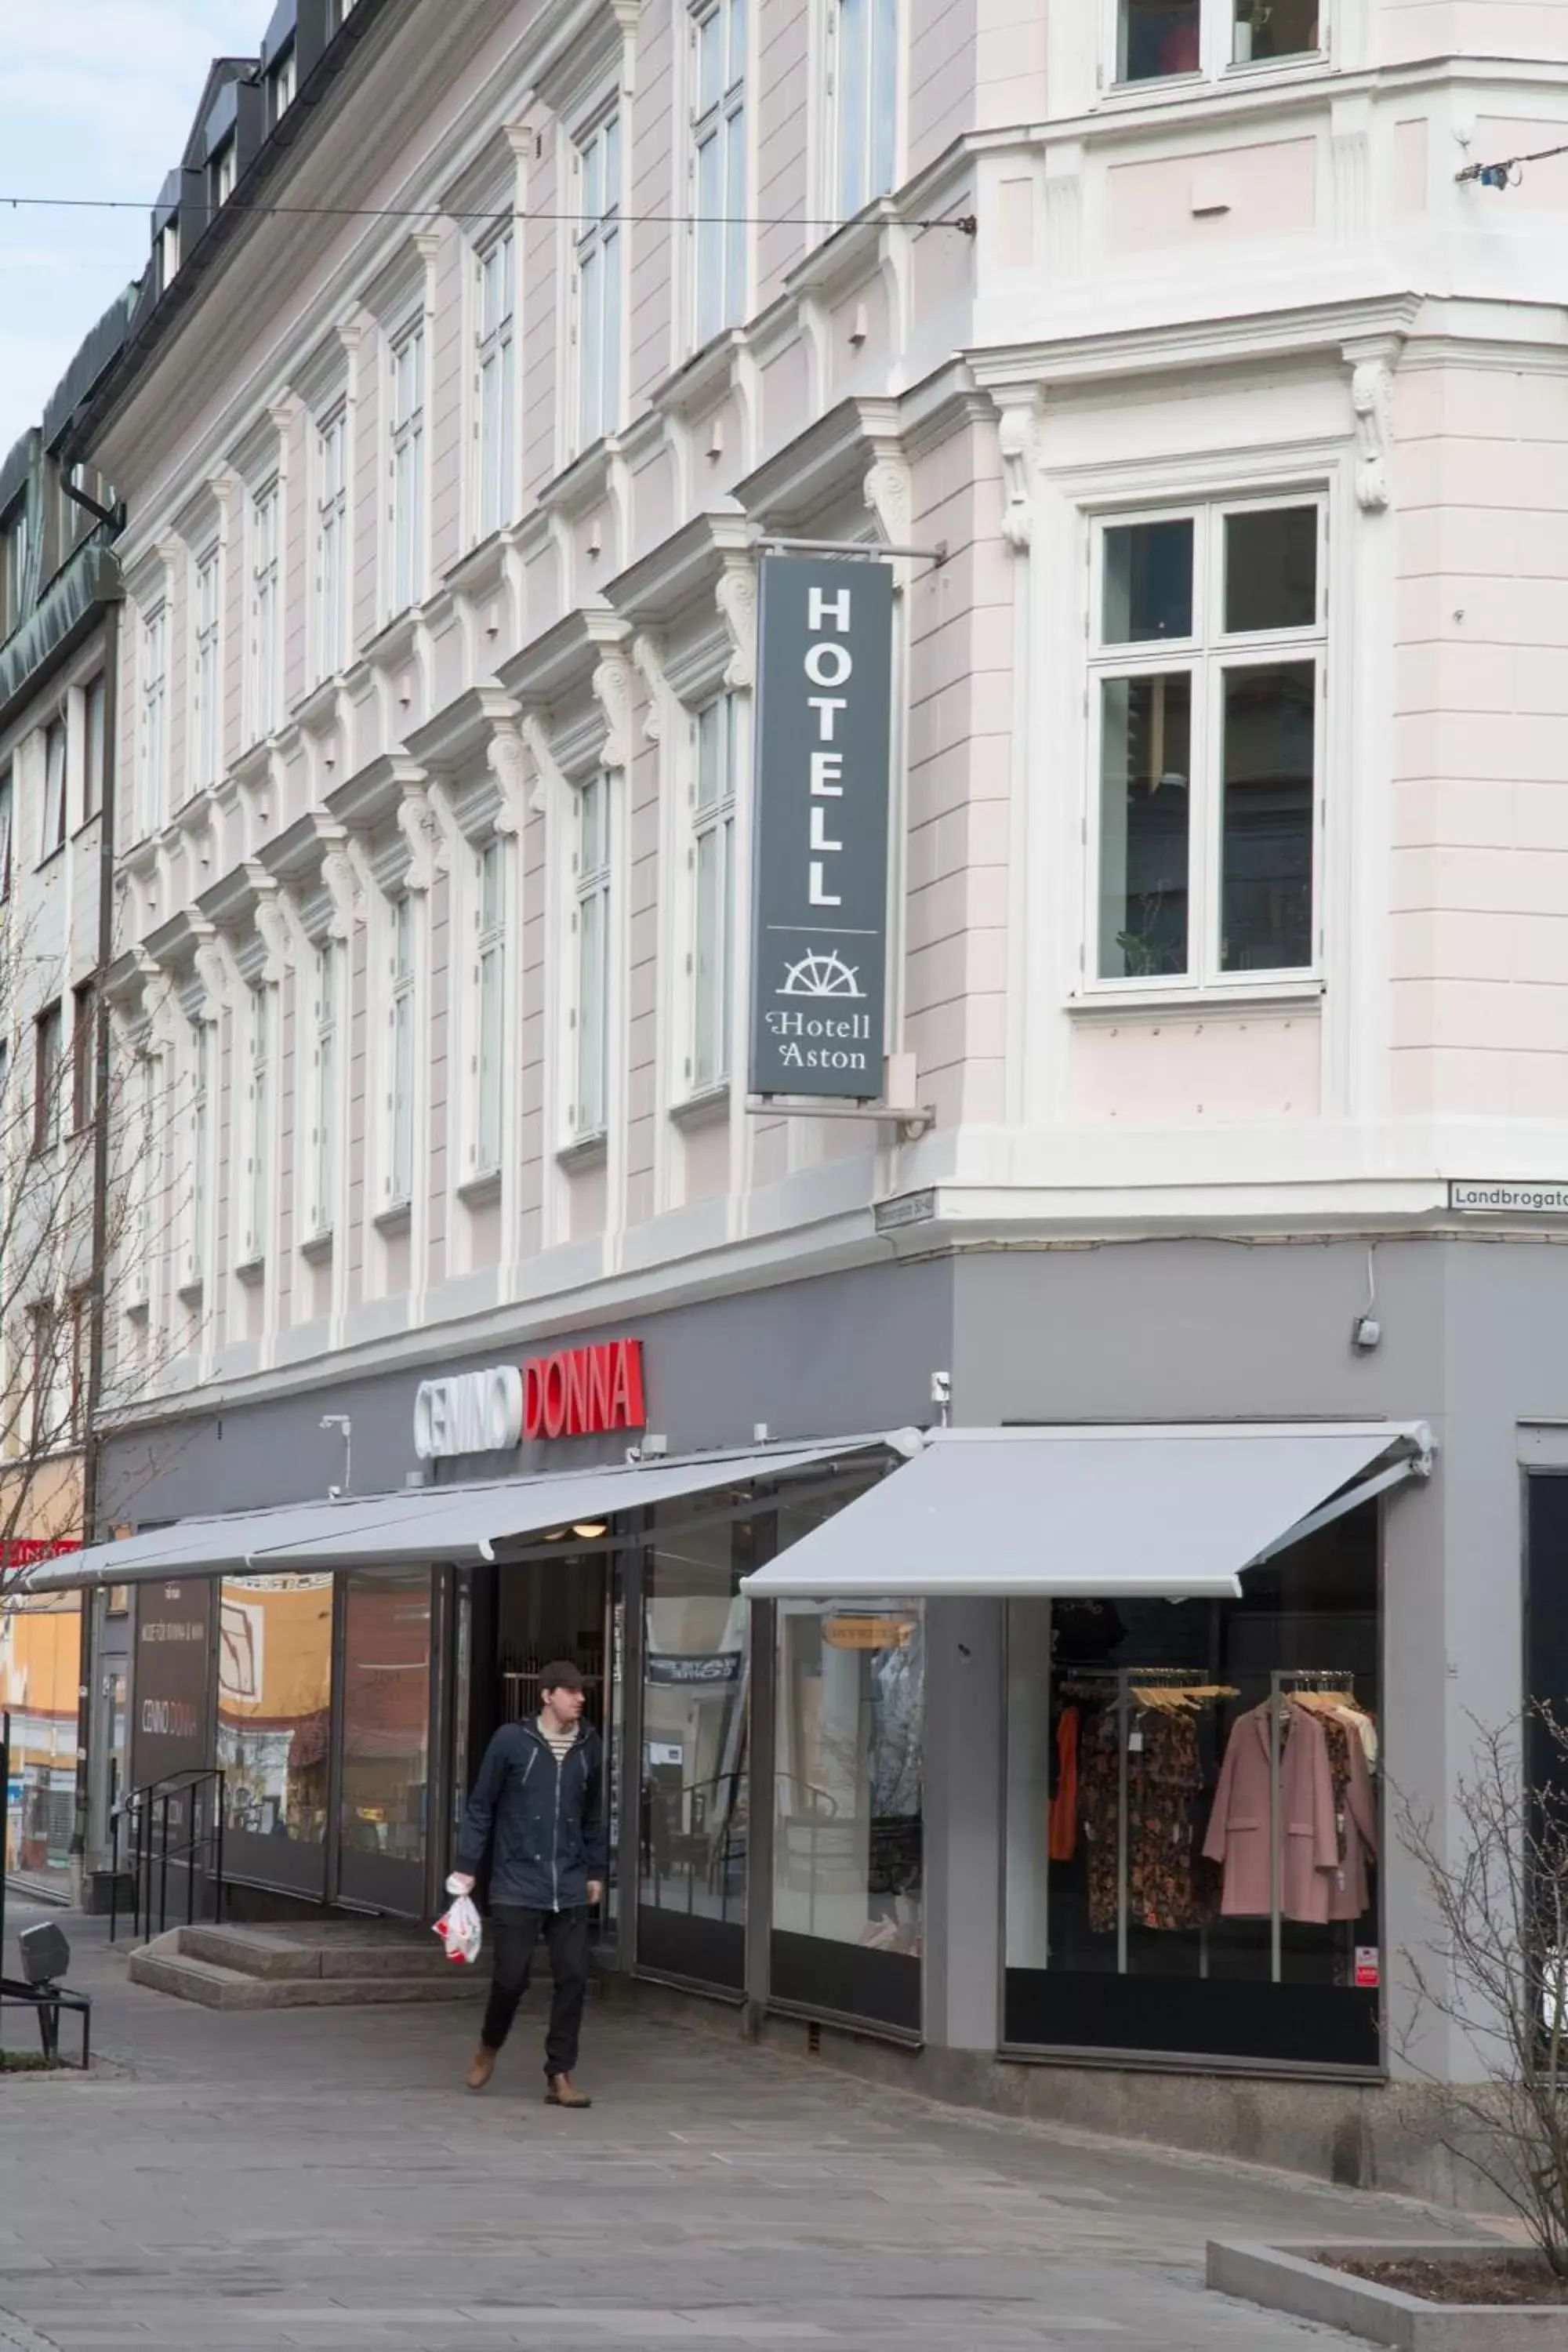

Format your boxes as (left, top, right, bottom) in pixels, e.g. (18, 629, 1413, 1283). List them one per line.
(0, 1, 266, 457)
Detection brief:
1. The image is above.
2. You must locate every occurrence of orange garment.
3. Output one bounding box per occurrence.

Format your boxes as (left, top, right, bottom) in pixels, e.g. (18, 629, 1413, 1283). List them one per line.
(1048, 1705, 1080, 1863)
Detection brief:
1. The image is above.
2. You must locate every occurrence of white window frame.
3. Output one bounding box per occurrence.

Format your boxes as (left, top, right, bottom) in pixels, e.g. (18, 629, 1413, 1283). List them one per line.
(829, 0, 899, 220)
(213, 140, 238, 206)
(270, 45, 296, 122)
(572, 104, 623, 452)
(158, 220, 180, 292)
(1083, 491, 1327, 1000)
(184, 1018, 211, 1292)
(249, 481, 281, 746)
(570, 771, 612, 1141)
(0, 767, 13, 900)
(1106, 0, 1328, 89)
(384, 895, 416, 1206)
(309, 942, 339, 1237)
(389, 318, 426, 619)
(316, 405, 348, 682)
(40, 716, 67, 860)
(192, 543, 222, 793)
(474, 229, 517, 543)
(689, 0, 748, 347)
(468, 839, 507, 1177)
(242, 984, 272, 1265)
(82, 672, 107, 825)
(139, 601, 168, 840)
(688, 691, 739, 1094)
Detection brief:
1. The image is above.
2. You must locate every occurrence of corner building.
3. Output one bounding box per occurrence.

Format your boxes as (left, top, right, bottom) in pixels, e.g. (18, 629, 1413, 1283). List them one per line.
(37, 0, 1568, 2198)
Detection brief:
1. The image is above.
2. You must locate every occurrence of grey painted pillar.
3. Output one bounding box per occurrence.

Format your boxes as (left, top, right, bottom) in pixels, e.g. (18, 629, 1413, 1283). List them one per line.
(923, 1596, 1004, 2053)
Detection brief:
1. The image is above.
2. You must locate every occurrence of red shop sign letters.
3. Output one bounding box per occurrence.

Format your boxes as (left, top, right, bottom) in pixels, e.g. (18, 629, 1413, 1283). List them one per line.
(522, 1338, 645, 1441)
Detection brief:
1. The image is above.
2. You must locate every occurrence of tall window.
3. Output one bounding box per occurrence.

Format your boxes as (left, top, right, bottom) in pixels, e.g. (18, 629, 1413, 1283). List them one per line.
(1116, 0, 1320, 80)
(310, 943, 338, 1236)
(691, 693, 737, 1091)
(390, 323, 425, 615)
(41, 717, 67, 858)
(473, 841, 505, 1175)
(33, 1002, 64, 1154)
(387, 896, 416, 1204)
(251, 484, 280, 743)
(317, 406, 347, 679)
(0, 766, 13, 899)
(270, 45, 296, 123)
(71, 980, 96, 1134)
(212, 139, 238, 208)
(574, 109, 622, 448)
(2, 500, 31, 637)
(572, 774, 612, 1138)
(193, 546, 221, 791)
(833, 0, 898, 218)
(691, 0, 746, 343)
(82, 673, 106, 822)
(1091, 499, 1324, 986)
(244, 985, 271, 1263)
(140, 603, 168, 838)
(187, 1019, 210, 1289)
(475, 232, 516, 540)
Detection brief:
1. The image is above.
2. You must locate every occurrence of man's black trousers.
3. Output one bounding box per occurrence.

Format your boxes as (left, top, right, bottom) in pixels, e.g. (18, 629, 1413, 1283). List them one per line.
(479, 1904, 590, 2076)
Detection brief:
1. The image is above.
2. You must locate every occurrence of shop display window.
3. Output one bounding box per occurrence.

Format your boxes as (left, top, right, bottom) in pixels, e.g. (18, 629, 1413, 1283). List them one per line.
(637, 1508, 753, 1988)
(216, 1577, 333, 1884)
(771, 1549, 924, 2034)
(1004, 1505, 1380, 2068)
(338, 1566, 432, 1911)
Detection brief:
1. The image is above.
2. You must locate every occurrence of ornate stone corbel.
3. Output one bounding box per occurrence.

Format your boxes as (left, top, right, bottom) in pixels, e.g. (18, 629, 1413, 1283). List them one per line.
(397, 781, 446, 893)
(321, 844, 365, 942)
(630, 633, 666, 745)
(996, 399, 1043, 553)
(145, 972, 186, 1065)
(249, 868, 308, 984)
(715, 559, 757, 692)
(191, 926, 240, 1025)
(521, 711, 564, 818)
(1348, 357, 1395, 514)
(591, 647, 635, 774)
(487, 723, 530, 836)
(863, 441, 913, 551)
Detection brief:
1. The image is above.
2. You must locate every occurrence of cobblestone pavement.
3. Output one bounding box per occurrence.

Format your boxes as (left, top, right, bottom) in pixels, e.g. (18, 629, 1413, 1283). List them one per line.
(0, 1900, 1479, 2352)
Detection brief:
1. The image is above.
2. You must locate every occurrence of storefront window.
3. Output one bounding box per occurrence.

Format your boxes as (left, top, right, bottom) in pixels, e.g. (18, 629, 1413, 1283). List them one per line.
(339, 1566, 432, 1911)
(771, 1552, 924, 2034)
(638, 1508, 753, 1988)
(1004, 1506, 1380, 2067)
(216, 1575, 332, 1889)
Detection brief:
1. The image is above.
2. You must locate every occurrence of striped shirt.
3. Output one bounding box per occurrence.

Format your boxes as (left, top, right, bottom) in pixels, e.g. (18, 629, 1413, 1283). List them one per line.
(539, 1717, 577, 1764)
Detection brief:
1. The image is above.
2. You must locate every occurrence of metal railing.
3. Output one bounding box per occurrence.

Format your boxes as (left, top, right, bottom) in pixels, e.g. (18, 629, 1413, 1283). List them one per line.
(110, 1768, 227, 1944)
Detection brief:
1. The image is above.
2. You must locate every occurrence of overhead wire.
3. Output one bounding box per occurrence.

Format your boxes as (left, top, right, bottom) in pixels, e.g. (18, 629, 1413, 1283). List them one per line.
(0, 192, 978, 234)
(1455, 140, 1568, 189)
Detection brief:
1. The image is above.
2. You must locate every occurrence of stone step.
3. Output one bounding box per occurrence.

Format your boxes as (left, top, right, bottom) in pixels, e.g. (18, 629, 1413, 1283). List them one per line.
(128, 1931, 488, 2009)
(179, 1923, 485, 1981)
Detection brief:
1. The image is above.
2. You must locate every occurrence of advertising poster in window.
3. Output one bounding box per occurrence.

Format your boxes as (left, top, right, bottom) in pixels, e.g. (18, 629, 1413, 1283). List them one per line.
(749, 555, 893, 1101)
(130, 1580, 215, 1789)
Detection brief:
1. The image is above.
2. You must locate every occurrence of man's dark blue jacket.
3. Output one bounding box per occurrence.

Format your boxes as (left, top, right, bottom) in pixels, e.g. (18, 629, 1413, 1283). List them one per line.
(456, 1718, 608, 1911)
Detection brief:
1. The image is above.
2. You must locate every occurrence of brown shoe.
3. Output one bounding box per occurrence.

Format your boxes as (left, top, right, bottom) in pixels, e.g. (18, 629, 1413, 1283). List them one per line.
(466, 2044, 497, 2091)
(545, 2072, 591, 2109)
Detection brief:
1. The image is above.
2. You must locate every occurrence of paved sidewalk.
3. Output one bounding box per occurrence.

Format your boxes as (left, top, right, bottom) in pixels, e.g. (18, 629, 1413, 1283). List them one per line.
(0, 1903, 1477, 2352)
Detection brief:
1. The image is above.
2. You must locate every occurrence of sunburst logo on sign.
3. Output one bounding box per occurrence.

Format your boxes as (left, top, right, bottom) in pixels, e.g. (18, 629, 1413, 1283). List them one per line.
(778, 950, 864, 1000)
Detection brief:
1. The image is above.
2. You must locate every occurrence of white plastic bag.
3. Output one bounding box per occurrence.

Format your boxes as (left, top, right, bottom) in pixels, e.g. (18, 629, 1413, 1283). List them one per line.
(434, 1877, 483, 1966)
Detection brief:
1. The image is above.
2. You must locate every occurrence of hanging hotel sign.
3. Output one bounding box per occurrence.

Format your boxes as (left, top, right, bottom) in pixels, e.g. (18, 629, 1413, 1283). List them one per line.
(749, 554, 894, 1100)
(414, 1340, 646, 1459)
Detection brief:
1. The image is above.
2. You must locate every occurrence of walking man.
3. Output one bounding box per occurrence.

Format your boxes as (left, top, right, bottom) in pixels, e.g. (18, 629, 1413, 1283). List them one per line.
(451, 1660, 606, 2108)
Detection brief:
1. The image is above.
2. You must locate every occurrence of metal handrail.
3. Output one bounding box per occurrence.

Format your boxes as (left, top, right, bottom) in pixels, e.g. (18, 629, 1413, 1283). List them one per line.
(110, 1768, 227, 1944)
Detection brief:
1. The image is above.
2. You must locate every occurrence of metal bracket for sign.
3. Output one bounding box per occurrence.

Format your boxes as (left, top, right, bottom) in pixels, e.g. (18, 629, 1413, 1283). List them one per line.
(755, 534, 948, 570)
(746, 1093, 935, 1143)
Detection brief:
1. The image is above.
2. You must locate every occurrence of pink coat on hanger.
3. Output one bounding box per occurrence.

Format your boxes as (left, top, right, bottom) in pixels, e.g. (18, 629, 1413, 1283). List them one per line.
(1202, 1700, 1364, 1923)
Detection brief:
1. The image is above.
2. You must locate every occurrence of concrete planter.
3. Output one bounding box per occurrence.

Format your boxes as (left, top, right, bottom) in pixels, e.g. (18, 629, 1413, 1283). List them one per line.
(1208, 2240, 1568, 2349)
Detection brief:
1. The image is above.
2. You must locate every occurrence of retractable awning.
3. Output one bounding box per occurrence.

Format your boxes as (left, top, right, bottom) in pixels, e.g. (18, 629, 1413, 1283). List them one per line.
(739, 1421, 1434, 1602)
(22, 1431, 917, 1595)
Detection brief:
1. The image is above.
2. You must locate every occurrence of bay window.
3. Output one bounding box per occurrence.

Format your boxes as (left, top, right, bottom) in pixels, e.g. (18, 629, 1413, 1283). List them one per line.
(1116, 0, 1321, 83)
(1090, 497, 1323, 989)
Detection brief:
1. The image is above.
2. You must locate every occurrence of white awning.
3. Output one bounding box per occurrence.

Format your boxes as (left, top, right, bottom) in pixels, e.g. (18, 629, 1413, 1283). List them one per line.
(23, 1432, 917, 1593)
(739, 1422, 1434, 1602)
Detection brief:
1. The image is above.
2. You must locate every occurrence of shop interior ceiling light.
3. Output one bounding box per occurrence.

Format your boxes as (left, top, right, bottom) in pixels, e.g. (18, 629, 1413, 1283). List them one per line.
(572, 1522, 607, 1539)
